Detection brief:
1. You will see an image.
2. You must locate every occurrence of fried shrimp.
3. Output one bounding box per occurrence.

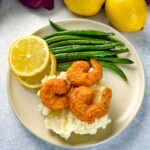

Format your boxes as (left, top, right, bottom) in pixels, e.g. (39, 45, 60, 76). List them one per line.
(68, 86, 112, 124)
(40, 79, 70, 110)
(66, 59, 102, 86)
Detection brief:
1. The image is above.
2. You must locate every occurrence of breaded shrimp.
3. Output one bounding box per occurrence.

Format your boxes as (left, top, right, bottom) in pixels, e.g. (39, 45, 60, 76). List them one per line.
(40, 79, 70, 110)
(66, 59, 102, 86)
(68, 86, 112, 124)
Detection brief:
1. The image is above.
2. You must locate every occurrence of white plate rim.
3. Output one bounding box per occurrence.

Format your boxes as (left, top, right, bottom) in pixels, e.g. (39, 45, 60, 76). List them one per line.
(7, 18, 145, 148)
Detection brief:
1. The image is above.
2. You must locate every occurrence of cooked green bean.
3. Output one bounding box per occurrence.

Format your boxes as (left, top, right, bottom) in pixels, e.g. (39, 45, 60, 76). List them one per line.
(97, 57, 134, 64)
(99, 61, 127, 81)
(46, 35, 99, 44)
(43, 30, 115, 40)
(54, 49, 129, 62)
(57, 63, 70, 71)
(49, 39, 114, 48)
(102, 36, 124, 46)
(51, 43, 121, 54)
(49, 19, 67, 31)
(58, 57, 133, 64)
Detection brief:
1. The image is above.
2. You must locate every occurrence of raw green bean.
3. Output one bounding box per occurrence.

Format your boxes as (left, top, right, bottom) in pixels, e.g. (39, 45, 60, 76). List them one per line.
(43, 30, 115, 40)
(49, 19, 67, 31)
(49, 39, 114, 48)
(51, 43, 121, 54)
(54, 49, 129, 62)
(57, 61, 127, 81)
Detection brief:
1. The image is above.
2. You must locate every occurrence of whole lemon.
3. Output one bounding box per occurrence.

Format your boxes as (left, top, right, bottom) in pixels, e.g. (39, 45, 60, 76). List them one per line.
(105, 0, 148, 31)
(64, 0, 105, 16)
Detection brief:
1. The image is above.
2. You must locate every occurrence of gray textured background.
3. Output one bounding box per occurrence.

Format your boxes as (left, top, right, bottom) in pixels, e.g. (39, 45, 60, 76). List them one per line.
(0, 0, 150, 149)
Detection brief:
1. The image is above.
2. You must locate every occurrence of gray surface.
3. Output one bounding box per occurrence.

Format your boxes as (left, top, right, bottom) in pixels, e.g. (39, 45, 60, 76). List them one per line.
(0, 0, 150, 149)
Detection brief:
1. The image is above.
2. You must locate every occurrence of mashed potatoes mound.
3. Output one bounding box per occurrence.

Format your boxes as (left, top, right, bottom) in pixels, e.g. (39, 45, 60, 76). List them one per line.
(38, 72, 111, 140)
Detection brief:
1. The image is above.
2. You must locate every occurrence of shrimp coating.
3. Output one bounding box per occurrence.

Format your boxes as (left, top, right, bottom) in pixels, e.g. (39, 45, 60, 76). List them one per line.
(67, 59, 102, 86)
(68, 86, 112, 124)
(40, 79, 70, 110)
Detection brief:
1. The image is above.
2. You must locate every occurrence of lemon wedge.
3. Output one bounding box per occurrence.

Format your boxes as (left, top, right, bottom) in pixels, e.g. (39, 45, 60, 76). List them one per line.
(8, 35, 50, 76)
(17, 53, 56, 88)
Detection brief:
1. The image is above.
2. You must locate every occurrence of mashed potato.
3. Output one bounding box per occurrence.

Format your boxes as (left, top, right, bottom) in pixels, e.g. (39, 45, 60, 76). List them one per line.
(38, 72, 111, 140)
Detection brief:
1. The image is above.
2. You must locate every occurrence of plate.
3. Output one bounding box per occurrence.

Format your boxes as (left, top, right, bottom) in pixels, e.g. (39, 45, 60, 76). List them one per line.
(7, 19, 145, 148)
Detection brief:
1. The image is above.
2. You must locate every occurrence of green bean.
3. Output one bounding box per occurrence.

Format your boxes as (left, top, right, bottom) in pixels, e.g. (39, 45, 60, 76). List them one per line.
(49, 19, 67, 31)
(46, 35, 99, 44)
(97, 57, 134, 64)
(57, 63, 70, 71)
(102, 36, 124, 46)
(54, 49, 129, 62)
(43, 30, 115, 40)
(49, 39, 114, 48)
(51, 43, 121, 54)
(99, 61, 127, 81)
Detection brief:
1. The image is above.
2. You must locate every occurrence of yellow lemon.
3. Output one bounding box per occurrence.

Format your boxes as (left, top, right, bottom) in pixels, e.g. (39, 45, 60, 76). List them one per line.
(105, 0, 148, 32)
(17, 53, 56, 88)
(64, 0, 105, 16)
(8, 35, 50, 76)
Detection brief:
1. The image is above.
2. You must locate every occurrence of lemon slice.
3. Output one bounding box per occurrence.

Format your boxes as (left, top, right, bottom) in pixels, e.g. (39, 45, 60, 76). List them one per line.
(8, 35, 50, 76)
(17, 53, 56, 88)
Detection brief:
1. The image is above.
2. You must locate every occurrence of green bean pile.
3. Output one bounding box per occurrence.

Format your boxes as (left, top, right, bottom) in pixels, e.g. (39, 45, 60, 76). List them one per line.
(42, 20, 134, 81)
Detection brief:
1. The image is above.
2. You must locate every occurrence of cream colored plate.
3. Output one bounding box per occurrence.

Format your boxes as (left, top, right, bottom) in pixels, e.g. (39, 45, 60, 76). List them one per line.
(7, 19, 145, 148)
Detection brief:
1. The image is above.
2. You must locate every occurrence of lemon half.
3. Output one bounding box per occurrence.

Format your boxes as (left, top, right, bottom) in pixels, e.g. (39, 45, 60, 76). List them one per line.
(8, 35, 50, 76)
